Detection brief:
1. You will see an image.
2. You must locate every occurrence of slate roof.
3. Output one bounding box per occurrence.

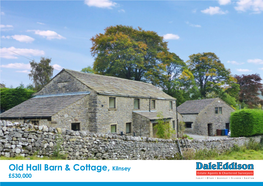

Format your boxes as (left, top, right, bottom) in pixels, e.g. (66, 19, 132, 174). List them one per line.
(134, 111, 172, 120)
(0, 94, 87, 119)
(64, 69, 175, 100)
(177, 98, 217, 114)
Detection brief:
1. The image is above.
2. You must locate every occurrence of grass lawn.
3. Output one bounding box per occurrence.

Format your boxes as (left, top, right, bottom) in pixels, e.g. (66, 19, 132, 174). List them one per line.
(214, 149, 263, 160)
(1, 149, 263, 160)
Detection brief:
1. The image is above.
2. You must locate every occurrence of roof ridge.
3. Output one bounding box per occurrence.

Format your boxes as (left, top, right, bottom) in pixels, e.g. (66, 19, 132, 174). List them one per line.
(64, 69, 154, 86)
(184, 98, 218, 102)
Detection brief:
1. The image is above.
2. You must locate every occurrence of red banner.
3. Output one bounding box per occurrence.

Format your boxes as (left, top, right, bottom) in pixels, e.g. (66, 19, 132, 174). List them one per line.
(196, 171, 254, 176)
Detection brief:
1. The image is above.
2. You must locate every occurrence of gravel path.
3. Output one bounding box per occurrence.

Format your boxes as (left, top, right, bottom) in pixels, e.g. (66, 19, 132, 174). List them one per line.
(185, 133, 229, 140)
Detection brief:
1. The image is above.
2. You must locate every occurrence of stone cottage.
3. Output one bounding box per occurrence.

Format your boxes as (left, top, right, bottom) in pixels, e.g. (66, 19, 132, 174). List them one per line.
(0, 69, 177, 137)
(177, 98, 235, 136)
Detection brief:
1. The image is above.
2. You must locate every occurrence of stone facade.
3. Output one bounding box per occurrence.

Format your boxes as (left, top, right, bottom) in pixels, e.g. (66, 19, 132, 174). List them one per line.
(36, 71, 90, 95)
(181, 114, 197, 134)
(194, 99, 234, 135)
(51, 95, 90, 131)
(179, 98, 234, 136)
(132, 112, 151, 137)
(94, 95, 177, 136)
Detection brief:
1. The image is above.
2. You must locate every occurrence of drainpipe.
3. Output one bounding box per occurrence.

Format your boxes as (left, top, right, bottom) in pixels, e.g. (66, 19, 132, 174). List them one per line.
(149, 97, 151, 112)
(176, 102, 179, 138)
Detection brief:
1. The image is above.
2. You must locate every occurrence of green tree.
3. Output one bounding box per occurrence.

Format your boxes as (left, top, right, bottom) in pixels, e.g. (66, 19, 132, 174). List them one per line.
(29, 57, 54, 91)
(0, 84, 35, 111)
(187, 52, 237, 98)
(81, 66, 94, 74)
(154, 112, 175, 139)
(163, 68, 201, 106)
(91, 25, 177, 85)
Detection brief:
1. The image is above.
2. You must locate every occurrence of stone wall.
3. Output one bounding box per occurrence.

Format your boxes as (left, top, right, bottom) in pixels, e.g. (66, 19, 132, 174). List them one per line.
(0, 120, 179, 160)
(191, 136, 262, 153)
(0, 120, 261, 160)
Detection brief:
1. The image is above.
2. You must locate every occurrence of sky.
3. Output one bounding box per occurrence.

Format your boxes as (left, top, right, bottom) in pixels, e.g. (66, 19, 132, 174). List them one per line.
(0, 0, 263, 88)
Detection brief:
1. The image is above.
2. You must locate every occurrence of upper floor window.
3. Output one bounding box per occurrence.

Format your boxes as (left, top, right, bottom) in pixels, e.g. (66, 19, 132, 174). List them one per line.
(215, 107, 222, 114)
(169, 101, 173, 110)
(151, 100, 156, 109)
(109, 97, 116, 108)
(134, 99, 140, 109)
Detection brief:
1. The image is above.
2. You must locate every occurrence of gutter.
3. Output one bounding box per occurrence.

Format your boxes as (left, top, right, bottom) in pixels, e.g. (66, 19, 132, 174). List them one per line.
(97, 92, 176, 101)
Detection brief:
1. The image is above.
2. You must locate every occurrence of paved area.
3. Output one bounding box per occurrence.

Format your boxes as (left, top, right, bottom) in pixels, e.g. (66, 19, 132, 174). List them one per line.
(185, 133, 229, 140)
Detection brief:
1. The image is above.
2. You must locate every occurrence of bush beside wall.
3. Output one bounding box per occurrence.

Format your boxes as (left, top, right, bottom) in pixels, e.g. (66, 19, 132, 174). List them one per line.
(230, 109, 263, 137)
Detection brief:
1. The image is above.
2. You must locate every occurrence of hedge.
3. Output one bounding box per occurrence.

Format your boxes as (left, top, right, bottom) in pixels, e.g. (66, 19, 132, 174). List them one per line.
(230, 109, 263, 137)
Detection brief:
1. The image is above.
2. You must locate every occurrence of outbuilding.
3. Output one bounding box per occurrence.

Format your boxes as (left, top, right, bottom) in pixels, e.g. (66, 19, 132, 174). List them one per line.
(177, 98, 235, 136)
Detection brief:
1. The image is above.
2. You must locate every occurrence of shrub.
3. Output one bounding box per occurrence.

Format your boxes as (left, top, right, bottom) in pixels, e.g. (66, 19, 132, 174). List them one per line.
(178, 121, 185, 138)
(245, 138, 263, 151)
(230, 109, 263, 137)
(154, 112, 176, 139)
(52, 134, 67, 159)
(0, 86, 35, 111)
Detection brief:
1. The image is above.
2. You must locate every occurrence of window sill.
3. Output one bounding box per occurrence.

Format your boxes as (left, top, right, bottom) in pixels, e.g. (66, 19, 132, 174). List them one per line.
(108, 108, 117, 111)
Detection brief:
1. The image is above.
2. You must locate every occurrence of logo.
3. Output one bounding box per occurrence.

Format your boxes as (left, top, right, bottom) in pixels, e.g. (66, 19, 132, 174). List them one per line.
(196, 162, 254, 176)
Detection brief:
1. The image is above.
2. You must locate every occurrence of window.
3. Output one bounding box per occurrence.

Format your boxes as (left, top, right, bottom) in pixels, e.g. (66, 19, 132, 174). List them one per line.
(126, 123, 131, 133)
(111, 125, 117, 133)
(169, 101, 173, 110)
(109, 97, 116, 108)
(215, 107, 222, 114)
(151, 100, 156, 109)
(219, 107, 222, 114)
(185, 122, 192, 128)
(31, 120, 39, 125)
(134, 99, 140, 109)
(172, 120, 176, 130)
(215, 107, 218, 114)
(71, 123, 80, 131)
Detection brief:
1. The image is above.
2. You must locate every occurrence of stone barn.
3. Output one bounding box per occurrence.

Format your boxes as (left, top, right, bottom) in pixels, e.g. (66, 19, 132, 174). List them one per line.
(177, 98, 235, 136)
(0, 69, 177, 137)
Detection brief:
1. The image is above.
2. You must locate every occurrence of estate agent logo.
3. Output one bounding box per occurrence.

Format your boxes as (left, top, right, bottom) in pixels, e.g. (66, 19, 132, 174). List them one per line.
(196, 162, 254, 176)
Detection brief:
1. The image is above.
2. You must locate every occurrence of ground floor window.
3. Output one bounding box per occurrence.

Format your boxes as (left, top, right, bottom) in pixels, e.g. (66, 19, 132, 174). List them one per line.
(126, 123, 131, 133)
(172, 120, 176, 130)
(111, 124, 117, 133)
(185, 122, 193, 128)
(31, 120, 39, 125)
(71, 123, 80, 131)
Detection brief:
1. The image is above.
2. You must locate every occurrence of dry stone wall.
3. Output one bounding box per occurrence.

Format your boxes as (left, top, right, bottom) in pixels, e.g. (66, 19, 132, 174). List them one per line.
(0, 120, 261, 160)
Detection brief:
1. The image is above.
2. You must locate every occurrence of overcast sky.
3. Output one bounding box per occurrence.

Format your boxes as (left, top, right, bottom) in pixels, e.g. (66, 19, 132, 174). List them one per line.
(1, 0, 263, 87)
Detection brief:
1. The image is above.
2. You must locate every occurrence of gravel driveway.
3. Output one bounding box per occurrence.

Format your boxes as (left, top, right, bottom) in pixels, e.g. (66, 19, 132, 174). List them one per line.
(185, 133, 229, 140)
